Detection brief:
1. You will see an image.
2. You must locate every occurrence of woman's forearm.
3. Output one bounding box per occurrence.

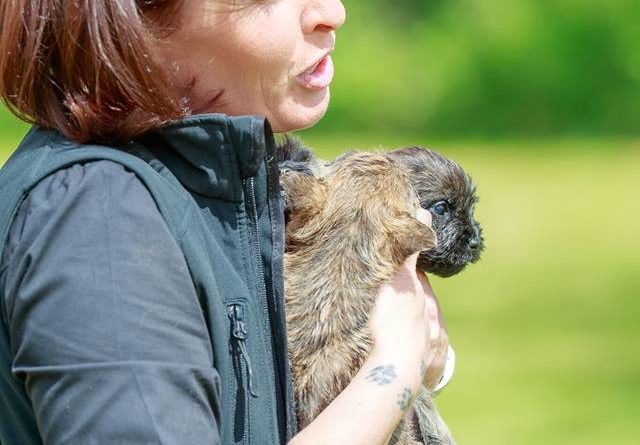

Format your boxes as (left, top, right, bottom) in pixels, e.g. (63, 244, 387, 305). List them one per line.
(289, 347, 422, 445)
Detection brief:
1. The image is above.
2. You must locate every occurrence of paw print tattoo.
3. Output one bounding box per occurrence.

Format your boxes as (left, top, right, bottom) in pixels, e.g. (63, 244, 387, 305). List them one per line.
(365, 365, 397, 386)
(397, 387, 413, 411)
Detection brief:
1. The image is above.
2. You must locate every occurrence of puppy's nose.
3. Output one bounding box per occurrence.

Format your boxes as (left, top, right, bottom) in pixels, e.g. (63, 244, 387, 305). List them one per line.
(468, 222, 481, 250)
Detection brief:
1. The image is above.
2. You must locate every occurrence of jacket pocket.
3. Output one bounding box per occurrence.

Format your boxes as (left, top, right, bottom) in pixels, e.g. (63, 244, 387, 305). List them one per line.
(227, 302, 258, 444)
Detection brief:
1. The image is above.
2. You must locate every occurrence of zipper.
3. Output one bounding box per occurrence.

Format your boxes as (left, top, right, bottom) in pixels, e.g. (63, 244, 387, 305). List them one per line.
(244, 176, 276, 382)
(228, 303, 258, 398)
(227, 302, 253, 445)
(263, 150, 297, 439)
(245, 173, 291, 440)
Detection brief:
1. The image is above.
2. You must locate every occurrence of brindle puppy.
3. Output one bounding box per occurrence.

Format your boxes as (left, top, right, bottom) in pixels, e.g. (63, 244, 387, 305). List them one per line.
(278, 139, 483, 277)
(279, 140, 483, 444)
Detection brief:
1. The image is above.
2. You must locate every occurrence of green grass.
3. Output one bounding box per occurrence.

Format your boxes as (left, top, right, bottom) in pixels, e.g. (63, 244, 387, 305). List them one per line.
(2, 129, 639, 444)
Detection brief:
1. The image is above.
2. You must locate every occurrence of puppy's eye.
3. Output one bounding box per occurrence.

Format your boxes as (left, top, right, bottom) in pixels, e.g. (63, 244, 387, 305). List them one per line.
(431, 201, 448, 216)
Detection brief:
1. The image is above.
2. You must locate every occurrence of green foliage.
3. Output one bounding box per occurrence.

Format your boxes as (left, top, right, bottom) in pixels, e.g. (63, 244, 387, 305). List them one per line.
(308, 0, 640, 137)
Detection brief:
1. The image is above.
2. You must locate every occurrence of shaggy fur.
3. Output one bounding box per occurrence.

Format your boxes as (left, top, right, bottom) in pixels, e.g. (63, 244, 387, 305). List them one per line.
(279, 139, 483, 444)
(278, 138, 484, 278)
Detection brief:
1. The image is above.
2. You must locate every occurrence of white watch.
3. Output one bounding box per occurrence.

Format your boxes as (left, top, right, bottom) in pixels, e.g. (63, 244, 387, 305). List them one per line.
(433, 345, 456, 394)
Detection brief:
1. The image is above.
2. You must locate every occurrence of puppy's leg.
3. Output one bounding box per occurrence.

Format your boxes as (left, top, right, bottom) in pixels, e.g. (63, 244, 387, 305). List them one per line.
(389, 413, 426, 445)
(412, 387, 456, 445)
(387, 387, 455, 445)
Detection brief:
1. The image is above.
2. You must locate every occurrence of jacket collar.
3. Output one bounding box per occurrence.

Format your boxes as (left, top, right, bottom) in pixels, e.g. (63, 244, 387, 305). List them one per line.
(140, 113, 276, 201)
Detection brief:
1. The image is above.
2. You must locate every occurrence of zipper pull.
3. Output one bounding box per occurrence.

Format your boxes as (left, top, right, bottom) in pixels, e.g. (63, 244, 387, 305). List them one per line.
(228, 304, 259, 397)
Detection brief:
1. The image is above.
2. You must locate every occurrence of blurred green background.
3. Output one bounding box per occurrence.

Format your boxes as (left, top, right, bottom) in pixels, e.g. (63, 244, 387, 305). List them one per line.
(1, 0, 638, 443)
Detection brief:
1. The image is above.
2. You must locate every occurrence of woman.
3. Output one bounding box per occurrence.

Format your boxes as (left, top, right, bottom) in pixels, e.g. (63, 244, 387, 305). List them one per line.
(0, 1, 451, 444)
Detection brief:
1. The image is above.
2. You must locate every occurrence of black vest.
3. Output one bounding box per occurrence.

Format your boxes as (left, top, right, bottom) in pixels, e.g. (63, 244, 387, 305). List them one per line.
(0, 114, 296, 444)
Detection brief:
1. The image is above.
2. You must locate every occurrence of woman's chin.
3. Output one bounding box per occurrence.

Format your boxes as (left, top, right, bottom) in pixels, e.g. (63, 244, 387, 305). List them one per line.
(270, 89, 331, 133)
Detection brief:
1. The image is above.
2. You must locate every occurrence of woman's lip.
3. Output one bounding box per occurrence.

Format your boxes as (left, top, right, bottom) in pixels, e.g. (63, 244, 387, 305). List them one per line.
(297, 55, 335, 90)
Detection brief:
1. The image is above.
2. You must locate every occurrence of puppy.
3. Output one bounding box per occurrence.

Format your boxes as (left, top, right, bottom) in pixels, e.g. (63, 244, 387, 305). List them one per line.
(279, 139, 483, 444)
(278, 139, 483, 276)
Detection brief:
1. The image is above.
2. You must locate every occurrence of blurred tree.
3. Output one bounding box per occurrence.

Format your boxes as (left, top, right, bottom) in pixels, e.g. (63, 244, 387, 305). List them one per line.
(365, 0, 446, 21)
(307, 0, 640, 137)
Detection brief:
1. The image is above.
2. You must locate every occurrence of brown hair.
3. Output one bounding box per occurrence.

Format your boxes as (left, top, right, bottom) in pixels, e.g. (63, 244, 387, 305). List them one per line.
(0, 0, 186, 144)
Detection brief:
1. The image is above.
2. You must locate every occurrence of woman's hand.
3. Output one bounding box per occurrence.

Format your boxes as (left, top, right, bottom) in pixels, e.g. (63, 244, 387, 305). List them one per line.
(421, 282, 450, 390)
(290, 209, 450, 445)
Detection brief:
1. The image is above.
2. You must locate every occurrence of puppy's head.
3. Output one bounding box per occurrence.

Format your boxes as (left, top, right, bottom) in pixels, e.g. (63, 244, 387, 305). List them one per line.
(387, 147, 484, 277)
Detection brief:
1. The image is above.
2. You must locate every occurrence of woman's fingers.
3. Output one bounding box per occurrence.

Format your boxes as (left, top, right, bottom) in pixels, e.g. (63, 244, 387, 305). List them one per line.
(417, 272, 450, 388)
(422, 326, 449, 389)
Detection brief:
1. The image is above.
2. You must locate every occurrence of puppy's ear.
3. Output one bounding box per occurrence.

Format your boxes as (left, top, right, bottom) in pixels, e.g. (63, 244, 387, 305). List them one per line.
(390, 212, 438, 263)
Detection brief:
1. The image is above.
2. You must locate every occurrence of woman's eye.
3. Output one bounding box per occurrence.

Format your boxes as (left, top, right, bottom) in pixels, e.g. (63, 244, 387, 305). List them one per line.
(432, 201, 448, 216)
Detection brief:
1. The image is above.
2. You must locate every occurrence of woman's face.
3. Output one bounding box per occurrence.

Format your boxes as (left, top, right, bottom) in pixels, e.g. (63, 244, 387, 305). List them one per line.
(159, 0, 346, 132)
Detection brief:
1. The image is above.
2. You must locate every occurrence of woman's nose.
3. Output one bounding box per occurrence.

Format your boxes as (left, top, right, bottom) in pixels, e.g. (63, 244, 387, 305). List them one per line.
(303, 0, 346, 34)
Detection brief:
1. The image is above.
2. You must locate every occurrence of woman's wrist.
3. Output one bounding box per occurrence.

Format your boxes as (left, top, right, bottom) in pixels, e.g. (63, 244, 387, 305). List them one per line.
(365, 346, 424, 394)
(289, 348, 424, 445)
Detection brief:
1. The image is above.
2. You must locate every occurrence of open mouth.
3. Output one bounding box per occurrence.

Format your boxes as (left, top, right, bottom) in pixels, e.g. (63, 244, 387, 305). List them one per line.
(297, 55, 334, 90)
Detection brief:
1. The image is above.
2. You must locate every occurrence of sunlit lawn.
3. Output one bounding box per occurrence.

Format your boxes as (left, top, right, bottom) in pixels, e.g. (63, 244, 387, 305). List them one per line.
(2, 124, 639, 444)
